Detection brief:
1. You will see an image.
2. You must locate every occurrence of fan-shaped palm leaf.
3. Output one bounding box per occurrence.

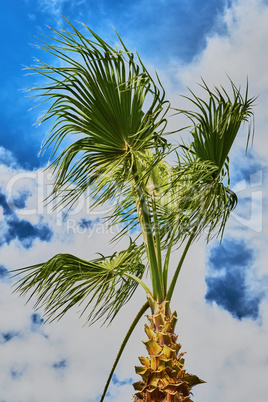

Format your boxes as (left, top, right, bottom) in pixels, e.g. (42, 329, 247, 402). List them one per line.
(165, 80, 255, 241)
(13, 241, 146, 326)
(28, 19, 169, 211)
(176, 79, 255, 168)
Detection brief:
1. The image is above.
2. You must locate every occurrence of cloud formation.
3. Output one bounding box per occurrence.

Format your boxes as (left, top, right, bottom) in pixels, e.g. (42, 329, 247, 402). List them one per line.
(0, 0, 268, 401)
(0, 331, 20, 344)
(0, 191, 53, 248)
(52, 359, 68, 369)
(0, 265, 8, 279)
(205, 239, 264, 320)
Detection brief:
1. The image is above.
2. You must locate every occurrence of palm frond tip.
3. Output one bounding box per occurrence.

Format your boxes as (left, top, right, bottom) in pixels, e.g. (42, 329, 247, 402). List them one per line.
(175, 79, 256, 173)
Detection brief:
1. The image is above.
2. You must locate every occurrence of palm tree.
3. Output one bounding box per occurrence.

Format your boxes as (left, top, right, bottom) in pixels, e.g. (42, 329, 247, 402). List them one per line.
(13, 19, 255, 401)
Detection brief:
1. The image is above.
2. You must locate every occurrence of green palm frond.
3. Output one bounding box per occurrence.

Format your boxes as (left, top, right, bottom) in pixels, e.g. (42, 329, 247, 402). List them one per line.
(27, 18, 169, 211)
(165, 79, 255, 241)
(13, 241, 146, 326)
(175, 79, 255, 174)
(153, 159, 219, 245)
(170, 156, 237, 241)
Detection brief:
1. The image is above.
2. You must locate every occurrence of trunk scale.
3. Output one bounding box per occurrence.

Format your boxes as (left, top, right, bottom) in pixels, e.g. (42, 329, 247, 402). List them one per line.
(133, 296, 204, 401)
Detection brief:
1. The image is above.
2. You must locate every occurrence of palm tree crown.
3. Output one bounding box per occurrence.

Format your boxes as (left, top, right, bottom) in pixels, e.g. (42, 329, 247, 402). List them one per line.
(13, 19, 255, 401)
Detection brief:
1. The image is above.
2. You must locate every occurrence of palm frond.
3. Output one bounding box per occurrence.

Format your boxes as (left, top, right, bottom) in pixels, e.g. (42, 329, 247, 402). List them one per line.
(12, 241, 146, 326)
(163, 79, 255, 242)
(153, 158, 219, 245)
(175, 79, 255, 174)
(27, 18, 169, 211)
(169, 155, 237, 241)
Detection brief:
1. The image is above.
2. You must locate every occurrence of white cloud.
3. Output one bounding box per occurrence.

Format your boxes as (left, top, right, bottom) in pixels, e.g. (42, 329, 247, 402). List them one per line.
(162, 2, 268, 400)
(0, 167, 134, 401)
(1, 0, 268, 400)
(0, 150, 145, 401)
(36, 0, 87, 18)
(168, 0, 268, 160)
(0, 146, 19, 168)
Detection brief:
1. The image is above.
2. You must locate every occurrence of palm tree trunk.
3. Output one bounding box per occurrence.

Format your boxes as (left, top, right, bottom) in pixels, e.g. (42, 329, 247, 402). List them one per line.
(133, 296, 204, 401)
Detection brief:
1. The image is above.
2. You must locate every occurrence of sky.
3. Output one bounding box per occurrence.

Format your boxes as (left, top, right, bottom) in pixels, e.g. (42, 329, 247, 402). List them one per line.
(0, 0, 268, 401)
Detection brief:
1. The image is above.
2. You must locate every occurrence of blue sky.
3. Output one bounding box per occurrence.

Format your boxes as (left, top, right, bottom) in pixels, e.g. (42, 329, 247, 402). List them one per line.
(0, 0, 268, 401)
(0, 0, 229, 169)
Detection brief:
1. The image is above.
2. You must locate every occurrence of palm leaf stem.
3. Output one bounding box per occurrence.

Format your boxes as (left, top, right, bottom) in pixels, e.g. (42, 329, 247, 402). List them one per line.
(124, 273, 152, 295)
(151, 194, 163, 276)
(135, 182, 164, 302)
(100, 301, 149, 402)
(131, 158, 164, 302)
(165, 229, 196, 303)
(162, 226, 177, 295)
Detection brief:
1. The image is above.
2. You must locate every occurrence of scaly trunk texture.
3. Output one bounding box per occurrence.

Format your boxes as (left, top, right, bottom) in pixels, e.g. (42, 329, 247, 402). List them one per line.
(133, 296, 204, 401)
